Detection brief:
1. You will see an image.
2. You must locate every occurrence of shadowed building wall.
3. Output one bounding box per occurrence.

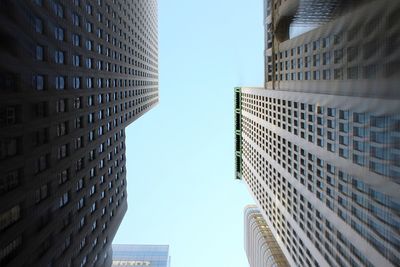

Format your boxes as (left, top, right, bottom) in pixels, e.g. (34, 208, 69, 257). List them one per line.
(0, 0, 158, 266)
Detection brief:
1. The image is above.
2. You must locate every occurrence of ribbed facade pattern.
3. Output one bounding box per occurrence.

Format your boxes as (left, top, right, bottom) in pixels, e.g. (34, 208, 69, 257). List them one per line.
(0, 0, 158, 266)
(244, 205, 289, 267)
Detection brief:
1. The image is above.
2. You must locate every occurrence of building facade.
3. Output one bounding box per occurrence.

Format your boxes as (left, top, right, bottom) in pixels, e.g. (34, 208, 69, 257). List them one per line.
(244, 205, 289, 267)
(236, 0, 400, 266)
(112, 244, 170, 267)
(0, 0, 158, 266)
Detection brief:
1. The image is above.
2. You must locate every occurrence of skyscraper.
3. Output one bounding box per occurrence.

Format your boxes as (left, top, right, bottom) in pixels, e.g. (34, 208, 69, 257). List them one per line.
(112, 244, 170, 267)
(235, 0, 400, 266)
(0, 0, 158, 266)
(244, 205, 289, 267)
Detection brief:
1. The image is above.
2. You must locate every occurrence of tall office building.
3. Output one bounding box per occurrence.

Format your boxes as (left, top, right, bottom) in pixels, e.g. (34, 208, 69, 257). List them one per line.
(0, 0, 158, 266)
(112, 244, 170, 267)
(235, 0, 400, 266)
(244, 205, 289, 267)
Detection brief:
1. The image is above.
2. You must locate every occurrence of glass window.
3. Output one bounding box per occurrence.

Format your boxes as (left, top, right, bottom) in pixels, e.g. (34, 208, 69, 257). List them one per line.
(35, 17, 43, 33)
(371, 116, 386, 128)
(370, 161, 385, 175)
(73, 77, 81, 89)
(85, 40, 93, 51)
(72, 13, 80, 26)
(353, 126, 366, 137)
(55, 76, 65, 90)
(59, 192, 69, 207)
(54, 50, 65, 64)
(36, 45, 44, 61)
(53, 1, 64, 17)
(339, 135, 349, 145)
(72, 55, 80, 66)
(33, 75, 44, 90)
(0, 205, 20, 231)
(339, 122, 349, 133)
(371, 131, 386, 144)
(347, 66, 359, 79)
(353, 113, 366, 123)
(339, 148, 349, 158)
(54, 27, 64, 41)
(86, 77, 93, 88)
(85, 58, 92, 69)
(72, 34, 80, 46)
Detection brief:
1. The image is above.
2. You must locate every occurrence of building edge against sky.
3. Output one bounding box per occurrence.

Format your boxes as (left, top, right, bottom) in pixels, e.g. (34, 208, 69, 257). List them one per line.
(112, 244, 170, 267)
(0, 0, 158, 266)
(236, 0, 400, 267)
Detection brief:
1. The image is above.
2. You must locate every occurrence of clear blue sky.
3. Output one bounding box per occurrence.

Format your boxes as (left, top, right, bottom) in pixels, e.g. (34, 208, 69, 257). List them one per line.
(113, 1, 264, 267)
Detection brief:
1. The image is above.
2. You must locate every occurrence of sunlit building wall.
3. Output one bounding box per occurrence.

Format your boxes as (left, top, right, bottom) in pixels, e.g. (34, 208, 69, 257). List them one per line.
(244, 205, 289, 267)
(236, 0, 400, 266)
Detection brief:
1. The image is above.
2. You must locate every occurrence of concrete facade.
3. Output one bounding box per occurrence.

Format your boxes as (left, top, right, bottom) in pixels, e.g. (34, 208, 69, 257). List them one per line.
(236, 0, 400, 266)
(0, 0, 158, 266)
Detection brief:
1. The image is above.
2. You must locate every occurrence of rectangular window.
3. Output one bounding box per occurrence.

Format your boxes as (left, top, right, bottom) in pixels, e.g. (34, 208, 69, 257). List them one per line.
(33, 75, 45, 90)
(59, 192, 69, 208)
(347, 66, 359, 79)
(72, 77, 81, 89)
(56, 99, 66, 113)
(0, 205, 20, 231)
(334, 49, 343, 64)
(54, 27, 64, 41)
(371, 131, 386, 144)
(56, 122, 67, 136)
(75, 136, 83, 149)
(322, 69, 331, 80)
(72, 34, 80, 46)
(353, 126, 366, 138)
(353, 113, 366, 123)
(75, 117, 82, 129)
(58, 169, 69, 184)
(35, 17, 43, 33)
(54, 50, 65, 64)
(36, 154, 48, 173)
(353, 140, 365, 152)
(339, 135, 349, 146)
(86, 77, 93, 88)
(74, 97, 82, 109)
(0, 170, 19, 194)
(85, 58, 92, 69)
(0, 237, 22, 263)
(339, 122, 349, 133)
(72, 55, 80, 66)
(0, 139, 18, 160)
(57, 144, 68, 159)
(55, 76, 65, 90)
(85, 40, 93, 51)
(322, 52, 331, 65)
(85, 22, 93, 32)
(53, 1, 64, 17)
(371, 116, 386, 128)
(36, 45, 44, 61)
(334, 68, 343, 80)
(35, 184, 48, 203)
(72, 13, 80, 26)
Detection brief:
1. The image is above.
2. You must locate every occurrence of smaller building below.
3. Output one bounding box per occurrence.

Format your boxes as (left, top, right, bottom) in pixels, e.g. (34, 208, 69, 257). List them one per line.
(244, 205, 289, 267)
(112, 244, 170, 267)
